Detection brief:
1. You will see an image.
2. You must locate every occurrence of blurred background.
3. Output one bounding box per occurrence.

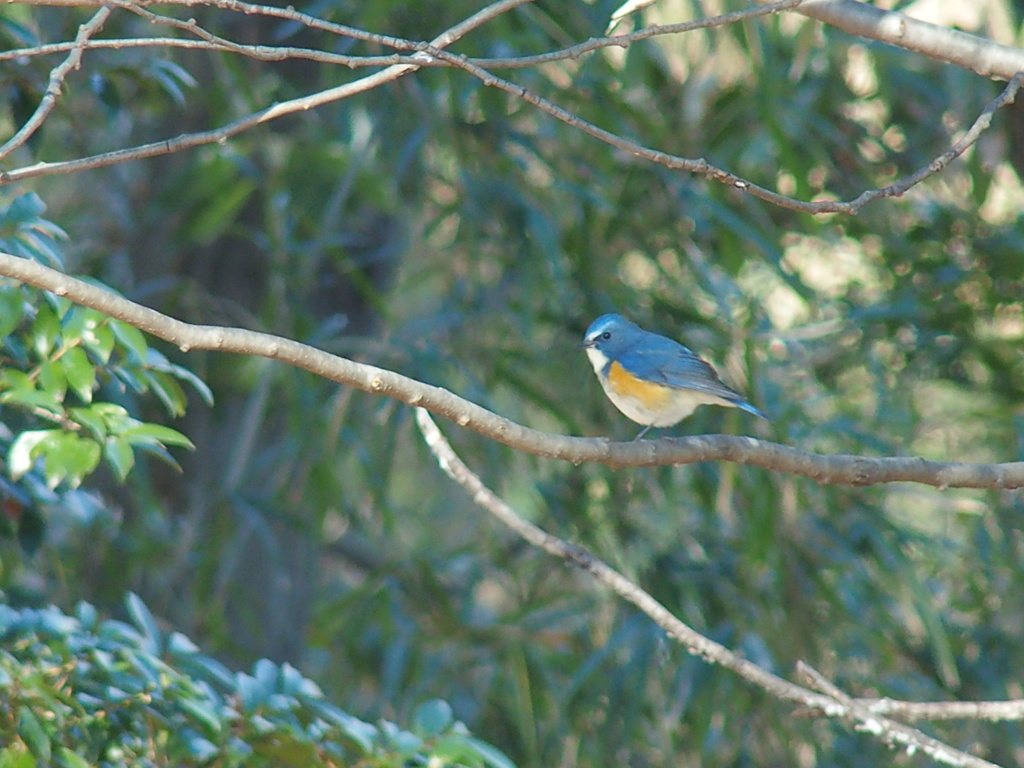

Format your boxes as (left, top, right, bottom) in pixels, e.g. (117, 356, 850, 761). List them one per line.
(1, 0, 1023, 764)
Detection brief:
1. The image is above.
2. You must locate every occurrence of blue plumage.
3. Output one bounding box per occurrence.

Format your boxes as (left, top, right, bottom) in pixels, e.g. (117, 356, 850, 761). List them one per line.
(582, 313, 766, 437)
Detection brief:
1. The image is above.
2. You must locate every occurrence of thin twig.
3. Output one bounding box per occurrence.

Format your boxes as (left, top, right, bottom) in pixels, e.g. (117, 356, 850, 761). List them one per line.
(2, 4, 1019, 215)
(0, 0, 803, 68)
(467, 0, 806, 69)
(855, 697, 1024, 723)
(413, 407, 828, 706)
(1, 251, 1023, 491)
(0, 0, 534, 186)
(426, 50, 1024, 215)
(845, 71, 1024, 210)
(414, 408, 1003, 768)
(798, 663, 1002, 768)
(0, 5, 112, 162)
(9, 0, 1024, 81)
(756, 0, 1024, 80)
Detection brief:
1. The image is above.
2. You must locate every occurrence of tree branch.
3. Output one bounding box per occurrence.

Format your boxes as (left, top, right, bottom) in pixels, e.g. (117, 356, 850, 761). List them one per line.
(798, 663, 1001, 768)
(1, 251, 1022, 490)
(760, 0, 1024, 80)
(852, 697, 1024, 723)
(426, 47, 1023, 215)
(1, 0, 1019, 216)
(0, 2, 805, 67)
(0, 5, 112, 161)
(0, 0, 534, 185)
(414, 407, 1004, 768)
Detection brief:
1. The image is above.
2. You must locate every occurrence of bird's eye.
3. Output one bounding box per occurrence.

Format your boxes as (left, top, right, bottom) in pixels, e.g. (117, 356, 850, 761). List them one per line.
(601, 331, 612, 340)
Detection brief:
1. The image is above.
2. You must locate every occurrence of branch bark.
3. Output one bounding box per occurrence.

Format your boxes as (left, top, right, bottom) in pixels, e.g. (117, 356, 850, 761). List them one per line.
(762, 0, 1024, 79)
(0, 0, 534, 185)
(1, 0, 1020, 215)
(1, 251, 1022, 490)
(414, 407, 1005, 768)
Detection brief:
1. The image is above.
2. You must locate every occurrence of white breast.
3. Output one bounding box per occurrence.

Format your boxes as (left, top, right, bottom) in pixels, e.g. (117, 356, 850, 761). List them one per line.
(585, 346, 610, 376)
(587, 347, 730, 427)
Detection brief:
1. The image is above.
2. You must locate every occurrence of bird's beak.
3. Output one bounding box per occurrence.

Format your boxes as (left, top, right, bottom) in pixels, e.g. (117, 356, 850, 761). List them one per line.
(580, 338, 595, 349)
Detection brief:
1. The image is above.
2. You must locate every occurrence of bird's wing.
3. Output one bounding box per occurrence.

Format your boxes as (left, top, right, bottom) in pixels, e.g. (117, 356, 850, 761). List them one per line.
(618, 335, 743, 402)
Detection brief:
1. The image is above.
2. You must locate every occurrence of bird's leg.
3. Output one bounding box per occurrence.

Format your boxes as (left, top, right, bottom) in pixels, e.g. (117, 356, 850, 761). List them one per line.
(633, 425, 653, 441)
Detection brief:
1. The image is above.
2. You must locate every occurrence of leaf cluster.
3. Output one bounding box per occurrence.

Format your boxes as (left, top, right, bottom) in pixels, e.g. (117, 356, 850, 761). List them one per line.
(1, 1, 1024, 767)
(0, 593, 511, 768)
(0, 193, 209, 548)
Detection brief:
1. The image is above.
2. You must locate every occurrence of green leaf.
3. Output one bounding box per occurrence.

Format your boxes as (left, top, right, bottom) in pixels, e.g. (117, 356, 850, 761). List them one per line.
(89, 73, 122, 120)
(17, 707, 50, 763)
(463, 736, 517, 768)
(0, 17, 41, 47)
(31, 304, 60, 358)
(81, 320, 114, 363)
(145, 370, 188, 417)
(177, 697, 223, 739)
(16, 507, 46, 556)
(0, 283, 25, 338)
(236, 672, 268, 712)
(188, 177, 258, 244)
(166, 631, 199, 655)
(0, 384, 62, 414)
(414, 699, 453, 737)
(89, 402, 133, 432)
(43, 293, 72, 320)
(0, 748, 39, 768)
(60, 346, 96, 403)
(60, 306, 97, 343)
(37, 359, 67, 402)
(110, 320, 149, 363)
(126, 592, 162, 654)
(146, 59, 198, 106)
(103, 437, 135, 482)
(8, 430, 54, 480)
(5, 193, 46, 225)
(0, 370, 32, 389)
(68, 406, 107, 439)
(55, 748, 90, 768)
(41, 433, 102, 489)
(298, 700, 378, 753)
(185, 737, 218, 761)
(132, 442, 183, 473)
(121, 423, 195, 450)
(76, 601, 98, 629)
(147, 351, 214, 407)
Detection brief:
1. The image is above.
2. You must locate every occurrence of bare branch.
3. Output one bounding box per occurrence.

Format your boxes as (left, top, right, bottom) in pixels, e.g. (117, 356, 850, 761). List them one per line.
(7, 0, 1023, 80)
(0, 0, 534, 186)
(413, 407, 829, 707)
(0, 5, 112, 162)
(1, 0, 1018, 216)
(798, 695, 1024, 723)
(798, 663, 1002, 768)
(844, 72, 1024, 209)
(0, 1, 803, 69)
(855, 697, 1024, 723)
(1, 251, 1022, 490)
(421, 47, 1023, 214)
(760, 0, 1024, 80)
(468, 0, 806, 68)
(414, 408, 1004, 768)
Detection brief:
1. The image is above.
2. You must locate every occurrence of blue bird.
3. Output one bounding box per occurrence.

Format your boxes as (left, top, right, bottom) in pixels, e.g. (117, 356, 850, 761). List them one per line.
(582, 313, 767, 439)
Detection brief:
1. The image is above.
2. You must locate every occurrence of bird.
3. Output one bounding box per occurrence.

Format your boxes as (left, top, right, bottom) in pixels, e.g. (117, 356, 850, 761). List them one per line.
(582, 313, 767, 439)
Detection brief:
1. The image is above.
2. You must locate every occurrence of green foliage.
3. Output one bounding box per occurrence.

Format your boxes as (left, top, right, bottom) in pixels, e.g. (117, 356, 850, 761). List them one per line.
(0, 594, 511, 768)
(0, 193, 209, 546)
(1, 2, 1024, 767)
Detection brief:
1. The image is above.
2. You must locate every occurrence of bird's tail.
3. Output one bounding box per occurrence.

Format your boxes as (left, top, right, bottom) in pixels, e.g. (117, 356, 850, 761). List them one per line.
(735, 399, 769, 421)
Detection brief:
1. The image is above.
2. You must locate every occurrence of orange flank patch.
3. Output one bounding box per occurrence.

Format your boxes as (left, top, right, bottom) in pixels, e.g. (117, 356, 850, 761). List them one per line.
(607, 361, 672, 408)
